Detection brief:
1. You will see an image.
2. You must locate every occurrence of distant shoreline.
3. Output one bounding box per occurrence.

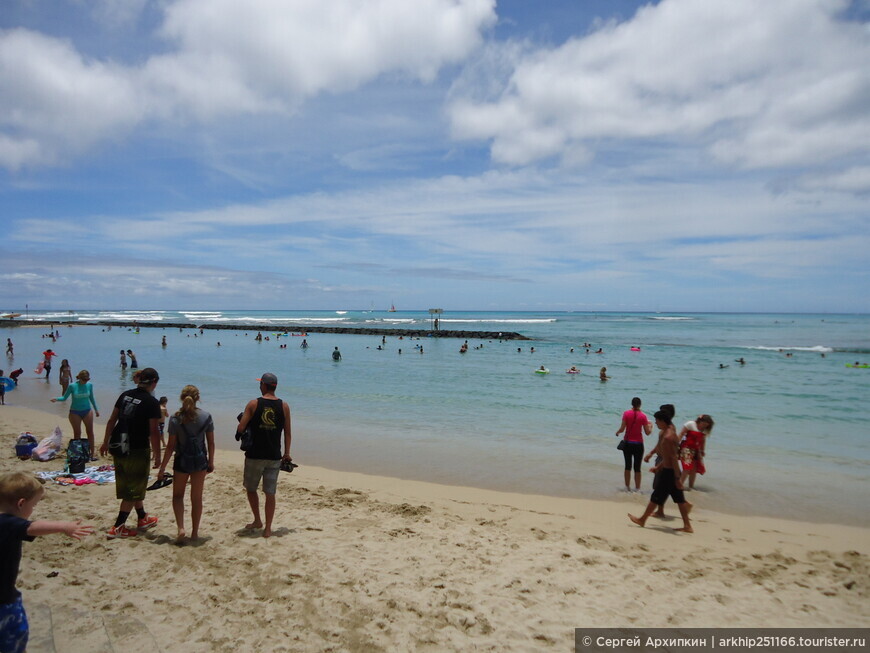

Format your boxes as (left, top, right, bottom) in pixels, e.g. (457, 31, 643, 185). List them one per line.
(0, 319, 531, 340)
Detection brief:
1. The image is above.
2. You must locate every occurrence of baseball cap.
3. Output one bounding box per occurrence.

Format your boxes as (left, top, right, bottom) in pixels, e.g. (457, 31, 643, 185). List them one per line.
(258, 372, 278, 385)
(138, 367, 159, 383)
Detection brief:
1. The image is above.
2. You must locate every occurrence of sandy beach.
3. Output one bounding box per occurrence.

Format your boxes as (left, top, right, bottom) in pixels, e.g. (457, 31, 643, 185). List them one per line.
(2, 405, 868, 652)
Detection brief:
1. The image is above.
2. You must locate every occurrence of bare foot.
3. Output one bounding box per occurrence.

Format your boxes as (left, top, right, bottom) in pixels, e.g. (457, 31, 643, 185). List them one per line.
(245, 521, 262, 530)
(263, 527, 272, 538)
(175, 529, 187, 545)
(628, 513, 646, 527)
(674, 525, 694, 533)
(653, 512, 667, 519)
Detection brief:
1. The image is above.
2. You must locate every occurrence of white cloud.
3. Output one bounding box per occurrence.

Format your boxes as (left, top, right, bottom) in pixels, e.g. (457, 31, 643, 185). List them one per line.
(0, 0, 497, 168)
(449, 0, 870, 170)
(11, 166, 864, 281)
(0, 28, 144, 169)
(789, 166, 870, 195)
(152, 0, 495, 111)
(82, 0, 150, 29)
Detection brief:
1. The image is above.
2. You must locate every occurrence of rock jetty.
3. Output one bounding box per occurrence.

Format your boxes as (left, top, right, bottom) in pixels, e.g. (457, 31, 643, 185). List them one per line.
(3, 319, 531, 341)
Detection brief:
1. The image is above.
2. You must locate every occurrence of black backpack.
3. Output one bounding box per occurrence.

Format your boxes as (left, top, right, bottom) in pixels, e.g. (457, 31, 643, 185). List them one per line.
(66, 440, 91, 474)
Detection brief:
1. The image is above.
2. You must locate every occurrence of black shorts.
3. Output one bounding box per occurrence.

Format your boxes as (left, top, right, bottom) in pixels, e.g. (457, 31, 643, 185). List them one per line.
(650, 468, 685, 505)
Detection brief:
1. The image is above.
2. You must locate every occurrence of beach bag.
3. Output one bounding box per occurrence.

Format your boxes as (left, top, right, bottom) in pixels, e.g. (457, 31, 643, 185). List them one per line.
(235, 412, 254, 451)
(617, 440, 626, 451)
(66, 439, 91, 474)
(177, 421, 208, 471)
(15, 433, 38, 460)
(32, 427, 63, 461)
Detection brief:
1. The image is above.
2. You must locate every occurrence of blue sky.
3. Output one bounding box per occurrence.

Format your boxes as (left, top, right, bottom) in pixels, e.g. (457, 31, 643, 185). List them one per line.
(1, 0, 868, 313)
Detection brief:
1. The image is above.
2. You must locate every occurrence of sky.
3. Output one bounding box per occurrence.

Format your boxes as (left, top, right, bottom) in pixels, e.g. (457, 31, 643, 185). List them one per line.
(1, 0, 868, 313)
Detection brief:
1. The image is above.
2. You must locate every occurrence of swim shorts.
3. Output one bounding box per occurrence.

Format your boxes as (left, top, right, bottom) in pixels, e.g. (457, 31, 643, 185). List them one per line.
(69, 409, 91, 418)
(114, 449, 151, 501)
(650, 468, 686, 506)
(0, 596, 28, 653)
(243, 458, 280, 495)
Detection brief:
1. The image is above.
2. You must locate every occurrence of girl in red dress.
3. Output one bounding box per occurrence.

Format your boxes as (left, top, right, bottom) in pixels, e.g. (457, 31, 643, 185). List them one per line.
(679, 415, 715, 489)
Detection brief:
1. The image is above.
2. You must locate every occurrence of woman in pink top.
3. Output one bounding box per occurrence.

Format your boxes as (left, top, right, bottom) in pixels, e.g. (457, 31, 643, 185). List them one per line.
(615, 397, 652, 492)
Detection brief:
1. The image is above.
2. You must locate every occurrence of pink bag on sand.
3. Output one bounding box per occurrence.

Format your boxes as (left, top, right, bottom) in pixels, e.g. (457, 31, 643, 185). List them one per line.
(32, 426, 63, 461)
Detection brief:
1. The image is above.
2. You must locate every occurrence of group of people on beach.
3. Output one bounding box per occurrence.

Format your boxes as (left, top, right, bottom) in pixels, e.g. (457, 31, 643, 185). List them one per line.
(1, 366, 294, 652)
(615, 397, 714, 534)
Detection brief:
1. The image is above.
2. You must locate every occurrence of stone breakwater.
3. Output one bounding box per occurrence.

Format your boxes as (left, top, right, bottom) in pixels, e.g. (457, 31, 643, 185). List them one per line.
(4, 319, 531, 341)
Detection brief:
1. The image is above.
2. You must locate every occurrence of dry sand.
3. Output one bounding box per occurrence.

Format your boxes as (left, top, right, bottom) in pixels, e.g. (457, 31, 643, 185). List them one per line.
(2, 405, 868, 652)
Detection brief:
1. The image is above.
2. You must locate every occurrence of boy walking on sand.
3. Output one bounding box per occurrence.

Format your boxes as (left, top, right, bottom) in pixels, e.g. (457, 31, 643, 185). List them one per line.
(0, 472, 94, 652)
(100, 367, 162, 538)
(629, 410, 693, 533)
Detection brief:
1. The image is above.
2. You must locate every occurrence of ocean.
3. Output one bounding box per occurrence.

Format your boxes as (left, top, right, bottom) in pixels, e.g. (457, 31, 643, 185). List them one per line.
(3, 309, 869, 526)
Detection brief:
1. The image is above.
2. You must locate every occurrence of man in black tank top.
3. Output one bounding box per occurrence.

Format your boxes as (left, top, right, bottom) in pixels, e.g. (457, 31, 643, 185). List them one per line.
(237, 373, 293, 538)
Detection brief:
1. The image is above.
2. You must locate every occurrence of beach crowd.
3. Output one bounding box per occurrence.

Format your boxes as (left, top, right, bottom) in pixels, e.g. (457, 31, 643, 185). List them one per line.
(1, 330, 722, 652)
(1, 348, 293, 652)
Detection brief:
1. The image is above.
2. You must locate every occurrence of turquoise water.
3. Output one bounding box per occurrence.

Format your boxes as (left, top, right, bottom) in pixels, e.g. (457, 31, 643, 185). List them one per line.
(3, 310, 869, 525)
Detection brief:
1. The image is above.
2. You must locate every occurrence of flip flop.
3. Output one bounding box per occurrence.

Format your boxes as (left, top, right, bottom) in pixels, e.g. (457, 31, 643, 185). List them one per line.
(146, 473, 173, 491)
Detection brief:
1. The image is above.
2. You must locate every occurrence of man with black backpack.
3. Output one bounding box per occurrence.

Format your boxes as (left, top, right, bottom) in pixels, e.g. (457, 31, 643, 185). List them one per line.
(236, 373, 292, 538)
(99, 368, 162, 539)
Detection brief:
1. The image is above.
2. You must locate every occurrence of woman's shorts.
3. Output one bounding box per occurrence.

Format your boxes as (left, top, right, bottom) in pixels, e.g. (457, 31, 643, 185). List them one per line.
(114, 449, 151, 501)
(173, 453, 209, 475)
(69, 409, 91, 418)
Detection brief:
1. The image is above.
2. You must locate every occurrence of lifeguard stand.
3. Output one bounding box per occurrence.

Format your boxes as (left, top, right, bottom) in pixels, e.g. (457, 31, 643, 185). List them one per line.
(428, 308, 443, 331)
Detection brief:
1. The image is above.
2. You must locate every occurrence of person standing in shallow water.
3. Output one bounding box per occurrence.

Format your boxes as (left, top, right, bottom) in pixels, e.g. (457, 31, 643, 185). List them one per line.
(58, 359, 72, 395)
(679, 415, 715, 490)
(629, 410, 693, 533)
(42, 349, 55, 379)
(236, 373, 292, 538)
(615, 397, 652, 492)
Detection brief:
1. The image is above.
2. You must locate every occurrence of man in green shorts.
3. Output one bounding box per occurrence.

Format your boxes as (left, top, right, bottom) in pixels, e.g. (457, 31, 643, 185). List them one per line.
(99, 367, 162, 539)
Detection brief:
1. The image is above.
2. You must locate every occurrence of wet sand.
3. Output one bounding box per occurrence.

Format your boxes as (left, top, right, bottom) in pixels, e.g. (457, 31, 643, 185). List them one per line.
(2, 405, 868, 652)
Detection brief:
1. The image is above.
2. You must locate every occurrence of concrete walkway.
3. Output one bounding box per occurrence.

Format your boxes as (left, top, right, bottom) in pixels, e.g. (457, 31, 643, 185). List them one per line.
(26, 602, 160, 653)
